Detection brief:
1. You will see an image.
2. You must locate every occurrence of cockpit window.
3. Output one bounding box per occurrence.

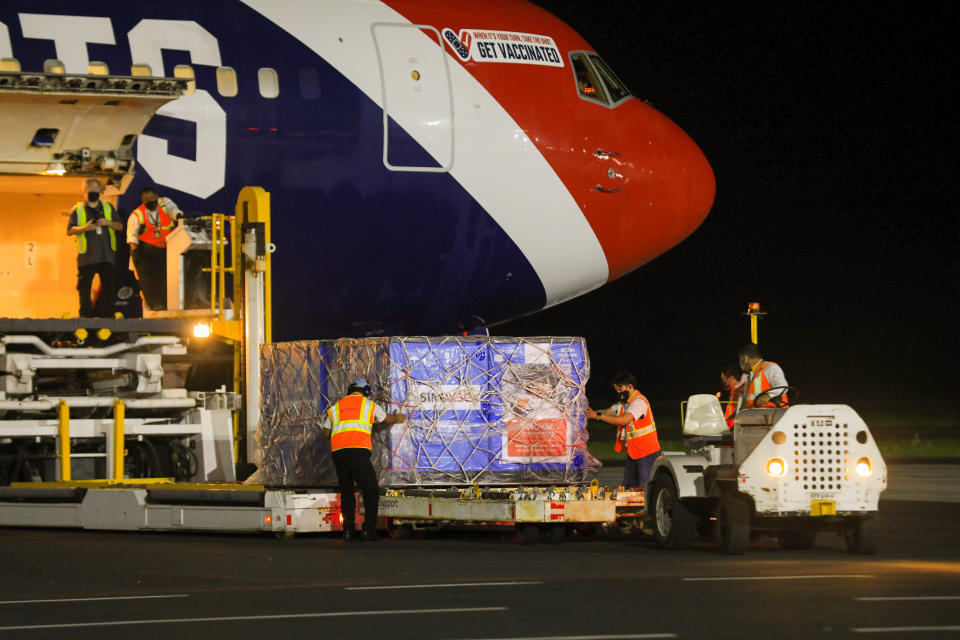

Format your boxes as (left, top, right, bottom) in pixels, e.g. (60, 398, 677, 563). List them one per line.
(589, 54, 631, 104)
(570, 53, 609, 104)
(569, 52, 633, 108)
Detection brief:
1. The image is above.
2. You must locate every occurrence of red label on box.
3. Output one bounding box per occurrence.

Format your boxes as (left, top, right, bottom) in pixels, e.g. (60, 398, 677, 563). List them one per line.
(505, 418, 567, 458)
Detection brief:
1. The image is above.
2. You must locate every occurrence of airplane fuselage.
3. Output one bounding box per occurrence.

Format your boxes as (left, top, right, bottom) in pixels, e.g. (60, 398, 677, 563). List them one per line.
(0, 1, 715, 337)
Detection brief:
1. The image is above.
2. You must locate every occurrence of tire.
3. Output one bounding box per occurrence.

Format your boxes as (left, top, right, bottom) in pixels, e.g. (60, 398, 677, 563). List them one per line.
(717, 493, 750, 555)
(651, 474, 696, 550)
(845, 513, 879, 554)
(779, 529, 817, 550)
(544, 525, 567, 545)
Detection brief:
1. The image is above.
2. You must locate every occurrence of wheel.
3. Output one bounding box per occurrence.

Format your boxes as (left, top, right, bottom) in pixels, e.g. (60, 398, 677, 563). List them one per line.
(651, 474, 696, 550)
(717, 493, 750, 555)
(544, 525, 567, 545)
(779, 530, 817, 550)
(845, 514, 879, 554)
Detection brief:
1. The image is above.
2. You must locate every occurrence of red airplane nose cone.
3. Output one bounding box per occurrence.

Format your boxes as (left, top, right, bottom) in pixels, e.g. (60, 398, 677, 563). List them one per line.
(596, 101, 716, 281)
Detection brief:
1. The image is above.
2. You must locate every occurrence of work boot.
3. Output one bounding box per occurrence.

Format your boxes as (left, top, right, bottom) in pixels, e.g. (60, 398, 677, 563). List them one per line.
(361, 529, 381, 542)
(343, 529, 361, 542)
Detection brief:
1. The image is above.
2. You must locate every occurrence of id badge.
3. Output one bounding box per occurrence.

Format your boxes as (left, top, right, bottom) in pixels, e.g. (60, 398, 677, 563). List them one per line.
(153, 229, 160, 239)
(96, 226, 102, 236)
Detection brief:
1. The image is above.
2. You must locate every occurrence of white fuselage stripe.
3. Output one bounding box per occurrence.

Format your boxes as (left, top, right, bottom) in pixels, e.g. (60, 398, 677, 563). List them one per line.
(239, 0, 609, 306)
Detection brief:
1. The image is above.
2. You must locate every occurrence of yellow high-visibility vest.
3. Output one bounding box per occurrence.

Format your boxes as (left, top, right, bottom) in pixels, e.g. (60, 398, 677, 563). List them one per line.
(75, 202, 116, 254)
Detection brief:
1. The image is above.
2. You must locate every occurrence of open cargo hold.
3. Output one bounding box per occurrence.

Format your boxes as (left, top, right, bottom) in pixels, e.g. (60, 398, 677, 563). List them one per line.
(251, 336, 596, 486)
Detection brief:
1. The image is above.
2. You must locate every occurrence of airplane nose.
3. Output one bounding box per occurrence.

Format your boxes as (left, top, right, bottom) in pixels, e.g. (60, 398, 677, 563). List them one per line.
(598, 102, 716, 281)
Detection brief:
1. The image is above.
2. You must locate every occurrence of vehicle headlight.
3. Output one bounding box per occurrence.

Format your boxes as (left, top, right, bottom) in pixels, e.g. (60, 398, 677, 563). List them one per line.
(766, 457, 786, 478)
(855, 457, 872, 477)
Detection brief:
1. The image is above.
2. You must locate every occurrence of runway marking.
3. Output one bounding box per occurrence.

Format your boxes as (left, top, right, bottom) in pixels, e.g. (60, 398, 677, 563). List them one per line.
(347, 581, 542, 591)
(0, 606, 507, 632)
(683, 574, 872, 582)
(447, 635, 677, 639)
(0, 595, 189, 605)
(856, 596, 960, 601)
(853, 625, 960, 633)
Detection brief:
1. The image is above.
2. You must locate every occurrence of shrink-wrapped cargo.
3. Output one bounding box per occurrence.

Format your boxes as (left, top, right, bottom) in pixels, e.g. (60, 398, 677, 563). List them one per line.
(248, 336, 596, 486)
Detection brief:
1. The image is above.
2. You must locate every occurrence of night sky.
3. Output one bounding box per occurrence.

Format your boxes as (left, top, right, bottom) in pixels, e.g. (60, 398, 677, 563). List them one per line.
(501, 2, 959, 415)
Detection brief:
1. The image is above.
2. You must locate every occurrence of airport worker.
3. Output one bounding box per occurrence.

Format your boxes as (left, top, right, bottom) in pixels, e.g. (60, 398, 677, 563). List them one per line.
(323, 378, 406, 542)
(586, 372, 660, 489)
(126, 186, 182, 311)
(66, 178, 123, 318)
(719, 364, 744, 428)
(738, 343, 789, 408)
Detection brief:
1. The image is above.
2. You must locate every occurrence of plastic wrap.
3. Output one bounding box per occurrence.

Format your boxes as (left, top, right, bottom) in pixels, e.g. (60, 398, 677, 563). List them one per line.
(249, 336, 596, 487)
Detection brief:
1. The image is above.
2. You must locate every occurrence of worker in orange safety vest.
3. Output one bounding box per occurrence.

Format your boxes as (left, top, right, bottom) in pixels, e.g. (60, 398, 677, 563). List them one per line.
(587, 371, 660, 489)
(126, 186, 182, 311)
(719, 364, 744, 428)
(322, 378, 405, 542)
(738, 343, 790, 408)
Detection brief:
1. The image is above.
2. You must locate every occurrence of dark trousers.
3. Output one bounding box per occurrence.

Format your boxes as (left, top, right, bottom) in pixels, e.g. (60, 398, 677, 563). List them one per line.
(623, 450, 660, 490)
(332, 448, 380, 533)
(77, 262, 116, 318)
(132, 243, 166, 310)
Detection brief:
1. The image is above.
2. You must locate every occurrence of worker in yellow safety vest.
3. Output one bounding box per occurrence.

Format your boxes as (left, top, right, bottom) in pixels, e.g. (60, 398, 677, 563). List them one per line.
(322, 378, 405, 542)
(66, 178, 123, 318)
(587, 371, 661, 489)
(738, 343, 790, 408)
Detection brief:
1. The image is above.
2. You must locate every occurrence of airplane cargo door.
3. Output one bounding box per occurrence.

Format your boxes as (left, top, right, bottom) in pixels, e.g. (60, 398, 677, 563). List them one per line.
(372, 23, 453, 172)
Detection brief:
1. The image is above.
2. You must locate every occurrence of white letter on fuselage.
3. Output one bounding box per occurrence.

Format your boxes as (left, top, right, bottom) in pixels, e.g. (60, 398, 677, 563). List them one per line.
(19, 14, 115, 73)
(129, 19, 226, 199)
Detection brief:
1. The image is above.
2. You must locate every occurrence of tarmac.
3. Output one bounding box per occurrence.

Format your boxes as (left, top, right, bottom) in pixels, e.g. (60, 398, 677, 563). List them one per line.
(0, 464, 957, 639)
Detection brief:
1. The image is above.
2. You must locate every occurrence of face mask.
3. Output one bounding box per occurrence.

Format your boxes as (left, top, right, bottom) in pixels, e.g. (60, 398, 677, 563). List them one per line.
(145, 199, 158, 211)
(617, 390, 630, 403)
(87, 192, 100, 202)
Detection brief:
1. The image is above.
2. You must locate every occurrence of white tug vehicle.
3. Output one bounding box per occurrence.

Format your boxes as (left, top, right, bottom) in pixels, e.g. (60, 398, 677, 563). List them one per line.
(647, 390, 886, 555)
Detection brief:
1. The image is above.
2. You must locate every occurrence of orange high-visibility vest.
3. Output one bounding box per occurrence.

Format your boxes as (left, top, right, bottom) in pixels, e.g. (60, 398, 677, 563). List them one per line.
(722, 384, 743, 427)
(622, 390, 659, 459)
(746, 360, 788, 408)
(328, 393, 376, 451)
(132, 200, 176, 248)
